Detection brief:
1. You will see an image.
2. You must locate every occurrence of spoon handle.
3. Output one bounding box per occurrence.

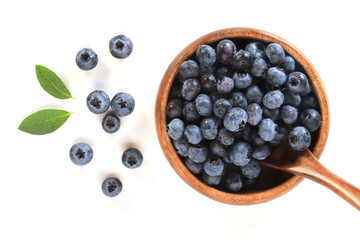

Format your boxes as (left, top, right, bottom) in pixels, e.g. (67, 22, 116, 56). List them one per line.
(290, 151, 360, 211)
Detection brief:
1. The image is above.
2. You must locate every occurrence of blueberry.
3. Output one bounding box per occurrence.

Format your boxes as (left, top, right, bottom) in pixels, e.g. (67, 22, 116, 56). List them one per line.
(69, 142, 93, 166)
(282, 56, 295, 74)
(122, 148, 143, 169)
(200, 117, 219, 140)
(245, 41, 266, 59)
(109, 35, 133, 59)
(188, 144, 209, 163)
(261, 106, 281, 121)
(204, 156, 225, 176)
(250, 130, 266, 146)
(218, 128, 235, 146)
(229, 141, 252, 166)
(262, 90, 284, 110)
(172, 138, 190, 157)
(250, 58, 268, 77)
(102, 113, 121, 134)
(184, 158, 203, 175)
(231, 50, 252, 70)
(196, 44, 216, 68)
(239, 125, 253, 142)
(300, 94, 319, 110)
(286, 72, 311, 96)
(252, 144, 271, 160)
(282, 89, 301, 107)
(266, 67, 287, 87)
(202, 172, 222, 186)
(300, 109, 321, 132)
(101, 177, 122, 197)
(182, 101, 201, 122)
(179, 60, 199, 81)
(269, 124, 289, 146)
(213, 98, 232, 119)
(258, 118, 277, 141)
(209, 140, 227, 158)
(217, 75, 234, 93)
(86, 90, 110, 114)
(169, 85, 183, 98)
(246, 103, 263, 126)
(75, 48, 98, 71)
(228, 92, 247, 109)
(223, 107, 248, 132)
(195, 94, 212, 116)
(246, 85, 263, 104)
(216, 39, 236, 64)
(241, 159, 261, 179)
(199, 65, 215, 77)
(200, 73, 216, 92)
(281, 105, 298, 125)
(184, 124, 202, 144)
(224, 171, 243, 192)
(265, 43, 285, 65)
(181, 78, 201, 101)
(167, 118, 185, 140)
(288, 126, 311, 151)
(111, 92, 135, 117)
(166, 98, 183, 118)
(233, 72, 252, 89)
(215, 66, 233, 78)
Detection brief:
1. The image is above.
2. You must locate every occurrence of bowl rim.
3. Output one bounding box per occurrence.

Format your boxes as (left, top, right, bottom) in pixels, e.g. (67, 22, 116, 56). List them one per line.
(155, 27, 330, 205)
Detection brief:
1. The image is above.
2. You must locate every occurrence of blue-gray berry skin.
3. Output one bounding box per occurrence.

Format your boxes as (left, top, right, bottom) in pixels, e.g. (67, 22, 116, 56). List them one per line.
(166, 98, 183, 118)
(183, 101, 201, 122)
(102, 113, 121, 134)
(200, 117, 219, 140)
(288, 126, 311, 151)
(172, 138, 190, 157)
(167, 118, 185, 140)
(224, 171, 243, 192)
(229, 92, 248, 109)
(188, 144, 209, 163)
(69, 142, 93, 166)
(231, 50, 252, 70)
(196, 44, 216, 68)
(246, 85, 263, 104)
(202, 172, 222, 186)
(265, 43, 285, 65)
(282, 90, 301, 107)
(181, 78, 201, 101)
(215, 66, 233, 78)
(250, 130, 266, 146)
(111, 92, 135, 117)
(262, 90, 284, 110)
(200, 73, 216, 92)
(102, 177, 122, 197)
(269, 124, 289, 146)
(300, 109, 321, 132)
(184, 158, 203, 175)
(216, 39, 236, 64)
(282, 56, 295, 74)
(87, 90, 110, 114)
(258, 118, 277, 141)
(218, 128, 235, 146)
(76, 48, 98, 71)
(252, 144, 271, 160)
(266, 67, 287, 87)
(245, 42, 266, 59)
(281, 105, 298, 125)
(241, 159, 261, 179)
(204, 157, 225, 176)
(179, 60, 199, 81)
(300, 94, 319, 110)
(223, 107, 248, 132)
(246, 103, 263, 126)
(184, 124, 202, 144)
(250, 58, 268, 77)
(209, 140, 227, 158)
(213, 98, 232, 119)
(195, 94, 212, 116)
(109, 35, 133, 59)
(286, 72, 311, 96)
(199, 65, 214, 76)
(122, 148, 143, 169)
(217, 75, 234, 93)
(229, 141, 252, 166)
(233, 72, 252, 89)
(262, 106, 281, 122)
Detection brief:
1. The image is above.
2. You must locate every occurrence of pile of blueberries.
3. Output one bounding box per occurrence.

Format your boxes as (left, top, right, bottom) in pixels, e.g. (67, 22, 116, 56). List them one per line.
(69, 35, 143, 197)
(166, 39, 321, 192)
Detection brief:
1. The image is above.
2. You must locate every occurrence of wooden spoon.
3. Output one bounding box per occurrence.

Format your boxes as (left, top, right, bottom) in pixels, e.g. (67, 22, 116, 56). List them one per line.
(262, 141, 360, 210)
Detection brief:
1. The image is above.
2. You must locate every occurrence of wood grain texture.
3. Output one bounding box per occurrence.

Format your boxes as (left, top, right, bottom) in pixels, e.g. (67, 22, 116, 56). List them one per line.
(155, 27, 330, 205)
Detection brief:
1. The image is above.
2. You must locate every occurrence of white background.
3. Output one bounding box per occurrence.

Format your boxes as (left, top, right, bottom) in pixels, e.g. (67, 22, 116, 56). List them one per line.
(1, 0, 359, 239)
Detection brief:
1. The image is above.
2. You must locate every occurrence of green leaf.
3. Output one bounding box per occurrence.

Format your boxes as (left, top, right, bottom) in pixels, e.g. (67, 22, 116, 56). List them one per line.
(18, 109, 73, 135)
(35, 65, 74, 99)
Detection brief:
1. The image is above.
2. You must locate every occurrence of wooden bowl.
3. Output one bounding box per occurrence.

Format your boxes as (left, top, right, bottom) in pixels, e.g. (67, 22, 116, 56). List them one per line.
(155, 27, 330, 205)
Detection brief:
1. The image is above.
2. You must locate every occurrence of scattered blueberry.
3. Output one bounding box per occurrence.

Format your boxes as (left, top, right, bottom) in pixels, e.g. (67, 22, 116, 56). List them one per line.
(300, 109, 321, 132)
(184, 124, 202, 144)
(69, 142, 93, 166)
(266, 67, 287, 87)
(233, 72, 252, 89)
(167, 118, 185, 140)
(241, 159, 261, 179)
(246, 103, 262, 126)
(182, 78, 201, 100)
(204, 157, 225, 176)
(217, 39, 236, 64)
(195, 94, 212, 116)
(223, 107, 248, 132)
(258, 118, 277, 141)
(250, 58, 268, 77)
(265, 43, 285, 65)
(86, 90, 110, 114)
(286, 72, 311, 96)
(217, 75, 234, 93)
(196, 45, 216, 68)
(111, 92, 135, 117)
(213, 98, 232, 119)
(200, 117, 219, 140)
(281, 105, 298, 125)
(231, 50, 252, 70)
(262, 90, 284, 110)
(229, 92, 248, 108)
(102, 113, 121, 133)
(229, 141, 252, 166)
(122, 148, 143, 169)
(179, 60, 199, 81)
(109, 35, 133, 59)
(282, 56, 295, 74)
(102, 177, 122, 197)
(76, 48, 98, 70)
(188, 144, 209, 163)
(288, 126, 311, 151)
(224, 171, 243, 192)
